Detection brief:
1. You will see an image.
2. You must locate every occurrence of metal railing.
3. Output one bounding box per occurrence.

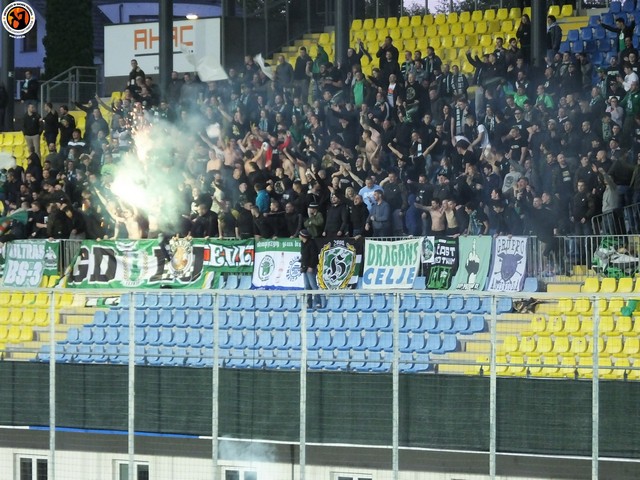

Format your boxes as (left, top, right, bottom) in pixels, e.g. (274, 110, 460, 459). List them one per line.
(39, 67, 100, 113)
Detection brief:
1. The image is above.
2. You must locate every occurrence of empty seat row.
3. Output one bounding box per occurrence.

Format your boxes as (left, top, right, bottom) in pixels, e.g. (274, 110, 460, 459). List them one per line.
(0, 308, 52, 327)
(501, 334, 637, 356)
(527, 313, 640, 337)
(495, 353, 640, 379)
(0, 292, 75, 308)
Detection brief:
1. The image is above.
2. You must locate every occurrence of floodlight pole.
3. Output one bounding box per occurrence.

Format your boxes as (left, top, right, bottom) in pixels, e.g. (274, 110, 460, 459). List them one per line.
(159, 0, 173, 101)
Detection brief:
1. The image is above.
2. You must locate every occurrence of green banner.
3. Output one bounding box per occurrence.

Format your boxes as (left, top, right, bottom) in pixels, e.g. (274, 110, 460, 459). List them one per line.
(65, 238, 254, 289)
(317, 237, 363, 290)
(424, 237, 459, 290)
(2, 240, 59, 288)
(450, 236, 492, 291)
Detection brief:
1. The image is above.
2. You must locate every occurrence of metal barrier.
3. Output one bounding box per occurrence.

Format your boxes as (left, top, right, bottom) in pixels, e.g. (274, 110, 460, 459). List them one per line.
(39, 66, 100, 113)
(1, 288, 639, 480)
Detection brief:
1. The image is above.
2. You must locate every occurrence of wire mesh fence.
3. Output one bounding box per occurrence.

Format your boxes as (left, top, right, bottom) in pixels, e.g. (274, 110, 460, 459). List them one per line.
(1, 288, 640, 479)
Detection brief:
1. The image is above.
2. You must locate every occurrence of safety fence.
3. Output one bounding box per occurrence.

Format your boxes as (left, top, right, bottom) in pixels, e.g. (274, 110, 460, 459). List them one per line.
(1, 288, 640, 480)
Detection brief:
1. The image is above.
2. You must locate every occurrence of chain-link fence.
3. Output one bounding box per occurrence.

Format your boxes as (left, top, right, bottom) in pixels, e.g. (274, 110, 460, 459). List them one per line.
(1, 288, 640, 480)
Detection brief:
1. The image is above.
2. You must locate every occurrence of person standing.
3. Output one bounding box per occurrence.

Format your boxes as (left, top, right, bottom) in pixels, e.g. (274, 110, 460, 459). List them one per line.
(22, 103, 41, 160)
(293, 46, 311, 103)
(20, 70, 38, 104)
(546, 15, 562, 66)
(299, 229, 324, 309)
(516, 14, 531, 64)
(368, 188, 392, 237)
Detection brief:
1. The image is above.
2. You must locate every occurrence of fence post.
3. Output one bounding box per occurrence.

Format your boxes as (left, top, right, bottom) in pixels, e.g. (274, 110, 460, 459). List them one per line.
(128, 292, 135, 480)
(392, 292, 399, 480)
(212, 293, 220, 480)
(299, 294, 307, 480)
(489, 294, 497, 479)
(49, 290, 56, 480)
(592, 296, 600, 480)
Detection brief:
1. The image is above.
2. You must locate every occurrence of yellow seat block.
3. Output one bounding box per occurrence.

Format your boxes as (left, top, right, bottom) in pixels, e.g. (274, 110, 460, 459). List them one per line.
(448, 12, 458, 23)
(459, 11, 471, 23)
(471, 10, 483, 22)
(386, 17, 398, 29)
(463, 22, 475, 35)
(413, 25, 425, 38)
(536, 336, 553, 354)
(560, 5, 573, 18)
(434, 13, 446, 25)
(553, 336, 570, 354)
(362, 19, 374, 30)
(426, 25, 437, 37)
(410, 16, 422, 27)
(20, 309, 35, 326)
(497, 8, 509, 21)
(622, 337, 640, 356)
(507, 354, 526, 376)
(617, 277, 633, 293)
(509, 8, 522, 20)
(484, 9, 496, 21)
(422, 14, 434, 26)
(606, 336, 624, 355)
(615, 316, 633, 336)
(33, 309, 49, 327)
(0, 308, 10, 325)
(450, 23, 462, 36)
(519, 336, 536, 354)
(374, 17, 386, 29)
(582, 277, 600, 293)
(600, 277, 617, 293)
(548, 5, 560, 17)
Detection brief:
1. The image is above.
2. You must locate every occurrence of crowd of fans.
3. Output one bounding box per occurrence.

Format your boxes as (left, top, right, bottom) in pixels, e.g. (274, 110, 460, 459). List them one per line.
(2, 13, 640, 273)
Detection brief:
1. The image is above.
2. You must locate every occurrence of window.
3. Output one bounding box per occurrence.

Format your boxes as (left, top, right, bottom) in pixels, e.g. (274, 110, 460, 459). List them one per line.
(224, 469, 257, 480)
(19, 457, 47, 480)
(22, 21, 38, 52)
(117, 462, 149, 480)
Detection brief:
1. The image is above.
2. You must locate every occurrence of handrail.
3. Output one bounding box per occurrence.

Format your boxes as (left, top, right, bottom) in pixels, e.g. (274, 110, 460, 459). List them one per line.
(39, 66, 100, 114)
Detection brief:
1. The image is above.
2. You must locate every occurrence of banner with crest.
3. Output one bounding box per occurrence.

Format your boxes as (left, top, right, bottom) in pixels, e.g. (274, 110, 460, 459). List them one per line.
(316, 237, 363, 290)
(251, 238, 304, 289)
(487, 236, 528, 292)
(64, 238, 254, 289)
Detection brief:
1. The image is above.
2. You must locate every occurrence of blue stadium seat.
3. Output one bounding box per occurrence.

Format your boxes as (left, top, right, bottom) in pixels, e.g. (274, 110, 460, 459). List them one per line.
(342, 294, 357, 310)
(400, 353, 431, 373)
(559, 41, 571, 53)
(432, 334, 458, 354)
(199, 328, 211, 347)
(623, 0, 635, 13)
(341, 312, 358, 331)
(464, 296, 481, 313)
(238, 296, 254, 310)
(400, 333, 427, 353)
(220, 295, 240, 310)
(284, 312, 301, 330)
(585, 40, 597, 53)
(497, 297, 513, 313)
(67, 327, 81, 344)
(157, 294, 171, 309)
(447, 315, 470, 334)
(355, 295, 372, 311)
(271, 330, 287, 347)
(399, 293, 417, 311)
(185, 310, 201, 328)
(357, 312, 374, 330)
(224, 311, 242, 329)
(320, 296, 341, 312)
(306, 331, 320, 349)
(426, 295, 447, 313)
(256, 330, 273, 349)
(275, 295, 299, 312)
(572, 41, 584, 53)
(198, 294, 213, 309)
(401, 312, 422, 332)
(93, 311, 107, 326)
(238, 275, 252, 289)
(413, 276, 426, 289)
(172, 309, 187, 327)
(254, 295, 269, 310)
(316, 331, 333, 349)
(268, 295, 284, 310)
(609, 2, 621, 14)
(567, 29, 580, 43)
(593, 26, 606, 40)
(468, 315, 486, 334)
(588, 15, 600, 27)
(172, 328, 188, 347)
(425, 334, 442, 352)
(79, 327, 94, 344)
(311, 312, 330, 330)
(331, 331, 350, 350)
(354, 330, 377, 351)
(377, 332, 393, 351)
(523, 276, 539, 292)
(581, 27, 593, 41)
(349, 349, 368, 371)
(267, 312, 285, 330)
(286, 330, 301, 349)
(171, 293, 186, 308)
(435, 314, 453, 332)
(158, 328, 174, 346)
(225, 275, 240, 289)
(446, 295, 465, 313)
(254, 311, 270, 329)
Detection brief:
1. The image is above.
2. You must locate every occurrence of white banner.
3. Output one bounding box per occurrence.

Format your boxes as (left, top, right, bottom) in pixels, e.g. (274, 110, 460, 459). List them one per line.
(487, 236, 528, 292)
(104, 17, 223, 78)
(251, 239, 304, 290)
(362, 238, 422, 289)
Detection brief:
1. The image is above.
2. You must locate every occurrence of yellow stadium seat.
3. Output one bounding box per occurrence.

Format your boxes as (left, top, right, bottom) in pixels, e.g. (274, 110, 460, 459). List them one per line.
(22, 293, 36, 305)
(476, 21, 488, 35)
(459, 11, 471, 23)
(448, 12, 459, 23)
(403, 38, 416, 51)
(564, 316, 581, 336)
(569, 337, 589, 355)
(584, 338, 605, 357)
(610, 357, 630, 379)
(401, 26, 413, 39)
(582, 277, 600, 293)
(509, 8, 522, 20)
(548, 5, 560, 17)
(471, 10, 483, 22)
(386, 17, 398, 29)
(398, 16, 410, 28)
(523, 7, 531, 17)
(434, 13, 446, 25)
(501, 20, 514, 34)
(600, 277, 617, 293)
(501, 335, 518, 354)
(615, 315, 633, 336)
(47, 275, 61, 287)
(484, 9, 496, 21)
(479, 34, 493, 47)
(413, 25, 425, 37)
(363, 18, 375, 30)
(519, 336, 536, 354)
(441, 36, 453, 48)
(463, 22, 475, 35)
(34, 293, 50, 308)
(547, 315, 564, 336)
(450, 23, 462, 36)
(527, 355, 543, 376)
(606, 336, 624, 355)
(488, 20, 501, 34)
(410, 16, 422, 27)
(9, 293, 24, 307)
(617, 277, 634, 293)
(574, 299, 592, 315)
(376, 29, 389, 42)
(496, 8, 509, 21)
(577, 356, 594, 378)
(318, 32, 331, 44)
(465, 35, 479, 47)
(496, 355, 508, 376)
(550, 297, 573, 315)
(20, 309, 35, 326)
(507, 354, 526, 376)
(7, 325, 32, 343)
(0, 308, 10, 325)
(604, 298, 625, 316)
(536, 336, 553, 354)
(365, 29, 377, 42)
(576, 317, 593, 337)
(560, 4, 573, 18)
(33, 309, 48, 327)
(374, 17, 386, 29)
(553, 336, 570, 354)
(558, 354, 578, 378)
(529, 315, 546, 335)
(426, 25, 437, 37)
(539, 355, 560, 377)
(622, 337, 640, 356)
(416, 37, 428, 51)
(351, 19, 363, 31)
(453, 36, 466, 49)
(461, 61, 474, 75)
(422, 14, 434, 26)
(0, 325, 7, 342)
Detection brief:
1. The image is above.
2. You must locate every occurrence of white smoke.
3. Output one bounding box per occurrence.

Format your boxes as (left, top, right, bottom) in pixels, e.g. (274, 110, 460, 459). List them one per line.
(218, 439, 278, 477)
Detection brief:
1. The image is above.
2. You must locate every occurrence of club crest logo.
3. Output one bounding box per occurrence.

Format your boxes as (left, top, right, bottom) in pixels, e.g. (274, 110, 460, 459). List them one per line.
(169, 237, 194, 277)
(2, 2, 35, 38)
(258, 255, 275, 281)
(318, 242, 356, 289)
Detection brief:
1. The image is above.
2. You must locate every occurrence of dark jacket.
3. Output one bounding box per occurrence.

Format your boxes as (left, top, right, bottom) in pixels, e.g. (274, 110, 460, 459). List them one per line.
(300, 238, 319, 270)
